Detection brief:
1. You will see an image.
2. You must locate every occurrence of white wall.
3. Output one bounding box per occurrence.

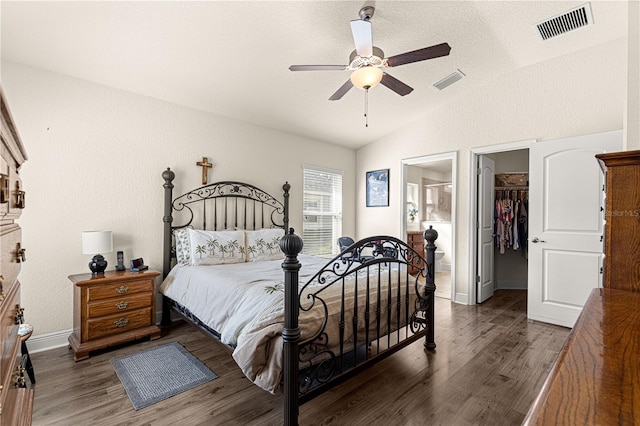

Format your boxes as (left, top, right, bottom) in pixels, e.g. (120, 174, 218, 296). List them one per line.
(2, 61, 356, 343)
(356, 38, 627, 303)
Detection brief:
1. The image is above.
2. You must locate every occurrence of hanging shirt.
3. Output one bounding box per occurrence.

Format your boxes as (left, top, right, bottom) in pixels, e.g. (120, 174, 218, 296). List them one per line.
(513, 199, 520, 250)
(500, 198, 513, 254)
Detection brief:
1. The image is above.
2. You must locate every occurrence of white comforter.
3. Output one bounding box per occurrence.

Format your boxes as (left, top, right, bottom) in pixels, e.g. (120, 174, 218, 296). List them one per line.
(160, 255, 326, 345)
(159, 255, 411, 393)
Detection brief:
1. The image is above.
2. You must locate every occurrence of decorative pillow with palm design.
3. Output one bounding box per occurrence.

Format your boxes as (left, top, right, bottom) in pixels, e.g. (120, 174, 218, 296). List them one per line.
(174, 228, 191, 266)
(188, 229, 246, 265)
(245, 228, 284, 262)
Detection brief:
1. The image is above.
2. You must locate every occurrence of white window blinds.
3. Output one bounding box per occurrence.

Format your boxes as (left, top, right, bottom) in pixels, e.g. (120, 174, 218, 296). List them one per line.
(302, 165, 343, 256)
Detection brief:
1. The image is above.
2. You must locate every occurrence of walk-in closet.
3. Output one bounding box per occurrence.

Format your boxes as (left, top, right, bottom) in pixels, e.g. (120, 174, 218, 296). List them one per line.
(486, 149, 529, 292)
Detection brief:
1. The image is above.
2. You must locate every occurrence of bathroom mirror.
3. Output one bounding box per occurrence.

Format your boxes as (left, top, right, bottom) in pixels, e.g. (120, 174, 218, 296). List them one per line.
(424, 183, 452, 222)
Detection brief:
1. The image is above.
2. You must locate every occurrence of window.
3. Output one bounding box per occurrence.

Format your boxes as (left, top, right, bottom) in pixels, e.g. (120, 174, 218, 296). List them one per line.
(303, 165, 343, 256)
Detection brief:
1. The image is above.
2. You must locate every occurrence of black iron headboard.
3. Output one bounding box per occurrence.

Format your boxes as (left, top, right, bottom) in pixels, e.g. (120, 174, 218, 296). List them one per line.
(161, 168, 290, 278)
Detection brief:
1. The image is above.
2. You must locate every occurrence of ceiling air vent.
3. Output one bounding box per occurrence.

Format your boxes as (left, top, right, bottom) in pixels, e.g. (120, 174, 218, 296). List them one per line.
(534, 3, 593, 41)
(433, 69, 465, 91)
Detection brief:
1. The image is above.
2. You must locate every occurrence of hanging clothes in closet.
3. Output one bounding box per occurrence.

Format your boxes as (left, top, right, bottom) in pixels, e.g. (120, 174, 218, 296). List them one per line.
(494, 188, 528, 256)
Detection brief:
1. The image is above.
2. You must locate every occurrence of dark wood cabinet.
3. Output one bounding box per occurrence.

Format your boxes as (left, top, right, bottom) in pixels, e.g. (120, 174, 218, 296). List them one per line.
(596, 150, 640, 292)
(68, 270, 161, 361)
(0, 89, 33, 424)
(407, 231, 425, 275)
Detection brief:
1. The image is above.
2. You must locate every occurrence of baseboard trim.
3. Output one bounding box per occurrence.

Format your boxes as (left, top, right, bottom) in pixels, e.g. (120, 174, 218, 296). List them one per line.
(29, 329, 72, 354)
(454, 293, 469, 304)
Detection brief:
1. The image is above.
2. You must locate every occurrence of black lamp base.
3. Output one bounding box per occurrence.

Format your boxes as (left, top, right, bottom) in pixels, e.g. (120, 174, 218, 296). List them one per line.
(89, 254, 108, 275)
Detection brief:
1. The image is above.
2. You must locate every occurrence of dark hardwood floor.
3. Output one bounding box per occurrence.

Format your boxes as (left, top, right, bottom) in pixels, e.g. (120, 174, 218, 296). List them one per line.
(30, 290, 569, 425)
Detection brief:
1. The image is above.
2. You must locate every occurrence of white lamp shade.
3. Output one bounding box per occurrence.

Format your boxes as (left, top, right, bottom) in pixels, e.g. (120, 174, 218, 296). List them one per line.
(82, 231, 113, 255)
(350, 66, 383, 89)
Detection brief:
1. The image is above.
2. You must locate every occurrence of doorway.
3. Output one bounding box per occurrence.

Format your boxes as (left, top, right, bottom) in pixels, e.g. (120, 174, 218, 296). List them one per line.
(469, 131, 622, 327)
(478, 150, 530, 303)
(401, 152, 457, 300)
(468, 140, 533, 305)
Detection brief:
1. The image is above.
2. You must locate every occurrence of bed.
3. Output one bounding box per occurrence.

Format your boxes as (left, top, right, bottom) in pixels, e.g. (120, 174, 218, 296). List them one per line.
(159, 168, 437, 425)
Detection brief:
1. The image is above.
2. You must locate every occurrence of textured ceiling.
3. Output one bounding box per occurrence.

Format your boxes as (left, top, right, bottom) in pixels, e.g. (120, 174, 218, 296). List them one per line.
(0, 1, 628, 149)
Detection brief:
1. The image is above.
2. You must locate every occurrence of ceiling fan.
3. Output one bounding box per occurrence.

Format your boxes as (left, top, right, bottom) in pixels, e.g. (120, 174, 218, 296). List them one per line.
(289, 6, 451, 101)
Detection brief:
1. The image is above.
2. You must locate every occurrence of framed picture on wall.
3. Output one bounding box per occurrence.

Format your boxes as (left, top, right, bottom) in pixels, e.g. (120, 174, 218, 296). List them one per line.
(366, 169, 389, 207)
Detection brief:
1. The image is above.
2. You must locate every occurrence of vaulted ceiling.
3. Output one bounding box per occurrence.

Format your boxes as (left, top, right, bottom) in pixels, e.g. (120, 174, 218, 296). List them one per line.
(1, 1, 629, 149)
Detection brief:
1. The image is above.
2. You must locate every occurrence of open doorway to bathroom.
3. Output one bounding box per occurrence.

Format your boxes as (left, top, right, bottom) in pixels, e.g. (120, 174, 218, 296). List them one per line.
(401, 152, 457, 300)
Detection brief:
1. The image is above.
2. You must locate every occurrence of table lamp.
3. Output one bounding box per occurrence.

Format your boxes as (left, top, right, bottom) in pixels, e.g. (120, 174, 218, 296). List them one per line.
(82, 230, 113, 275)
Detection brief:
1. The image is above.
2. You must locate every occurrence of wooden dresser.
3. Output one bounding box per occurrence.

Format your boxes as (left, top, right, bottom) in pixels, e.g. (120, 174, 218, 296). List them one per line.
(406, 230, 425, 275)
(68, 270, 161, 361)
(596, 150, 640, 291)
(523, 288, 640, 425)
(0, 90, 33, 424)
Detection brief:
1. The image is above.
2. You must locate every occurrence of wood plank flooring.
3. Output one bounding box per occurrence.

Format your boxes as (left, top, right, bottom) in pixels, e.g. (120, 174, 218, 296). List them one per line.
(29, 290, 569, 425)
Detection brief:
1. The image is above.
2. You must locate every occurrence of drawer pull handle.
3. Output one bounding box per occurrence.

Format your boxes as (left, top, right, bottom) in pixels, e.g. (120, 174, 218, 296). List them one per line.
(16, 242, 26, 263)
(15, 306, 24, 324)
(114, 318, 129, 328)
(115, 301, 129, 310)
(116, 286, 129, 294)
(15, 365, 26, 388)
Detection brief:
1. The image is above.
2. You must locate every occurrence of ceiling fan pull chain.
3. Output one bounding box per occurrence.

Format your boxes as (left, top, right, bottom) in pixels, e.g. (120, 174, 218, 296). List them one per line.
(364, 87, 369, 127)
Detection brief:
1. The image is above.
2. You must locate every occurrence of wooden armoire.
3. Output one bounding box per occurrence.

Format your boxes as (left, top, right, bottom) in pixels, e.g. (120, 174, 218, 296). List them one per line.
(596, 150, 640, 292)
(0, 89, 33, 424)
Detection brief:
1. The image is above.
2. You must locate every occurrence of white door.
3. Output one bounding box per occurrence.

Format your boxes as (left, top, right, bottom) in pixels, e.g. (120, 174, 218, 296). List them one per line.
(477, 156, 495, 303)
(528, 130, 622, 327)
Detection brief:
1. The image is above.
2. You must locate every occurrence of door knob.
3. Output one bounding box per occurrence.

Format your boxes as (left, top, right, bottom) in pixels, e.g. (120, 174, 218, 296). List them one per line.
(531, 237, 546, 243)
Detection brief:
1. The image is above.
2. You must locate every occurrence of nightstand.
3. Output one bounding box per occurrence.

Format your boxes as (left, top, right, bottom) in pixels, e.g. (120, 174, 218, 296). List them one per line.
(68, 270, 161, 361)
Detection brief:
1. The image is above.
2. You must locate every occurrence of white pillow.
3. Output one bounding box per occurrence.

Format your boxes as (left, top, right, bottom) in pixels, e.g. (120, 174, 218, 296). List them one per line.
(174, 228, 191, 266)
(188, 229, 246, 265)
(245, 228, 284, 262)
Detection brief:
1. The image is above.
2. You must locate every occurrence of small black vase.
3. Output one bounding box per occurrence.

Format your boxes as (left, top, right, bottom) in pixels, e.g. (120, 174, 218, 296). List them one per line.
(89, 254, 108, 275)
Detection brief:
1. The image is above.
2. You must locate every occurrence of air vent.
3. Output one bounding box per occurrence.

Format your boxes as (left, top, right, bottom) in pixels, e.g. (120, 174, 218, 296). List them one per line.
(433, 69, 465, 91)
(534, 3, 593, 41)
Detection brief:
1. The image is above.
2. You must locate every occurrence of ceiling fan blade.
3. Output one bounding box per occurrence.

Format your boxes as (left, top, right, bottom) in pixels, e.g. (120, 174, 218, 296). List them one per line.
(380, 73, 414, 96)
(329, 80, 354, 101)
(350, 19, 373, 57)
(385, 43, 451, 68)
(289, 65, 347, 71)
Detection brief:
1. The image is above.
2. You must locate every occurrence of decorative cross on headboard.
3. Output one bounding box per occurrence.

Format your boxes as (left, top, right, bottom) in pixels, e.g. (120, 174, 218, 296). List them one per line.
(196, 157, 214, 185)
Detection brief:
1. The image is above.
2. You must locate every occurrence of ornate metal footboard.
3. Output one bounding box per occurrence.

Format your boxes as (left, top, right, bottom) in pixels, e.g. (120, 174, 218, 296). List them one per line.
(280, 229, 438, 425)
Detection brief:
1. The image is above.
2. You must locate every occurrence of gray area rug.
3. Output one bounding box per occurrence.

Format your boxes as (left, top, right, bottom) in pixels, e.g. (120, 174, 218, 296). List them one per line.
(111, 342, 218, 410)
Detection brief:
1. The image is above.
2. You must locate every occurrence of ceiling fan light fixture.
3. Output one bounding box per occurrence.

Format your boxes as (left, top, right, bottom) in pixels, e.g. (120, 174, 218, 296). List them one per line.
(350, 66, 383, 89)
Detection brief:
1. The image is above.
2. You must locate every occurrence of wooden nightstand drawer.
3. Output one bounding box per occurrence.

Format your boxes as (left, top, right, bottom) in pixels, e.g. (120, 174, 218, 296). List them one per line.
(86, 308, 152, 341)
(86, 279, 152, 302)
(87, 292, 152, 318)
